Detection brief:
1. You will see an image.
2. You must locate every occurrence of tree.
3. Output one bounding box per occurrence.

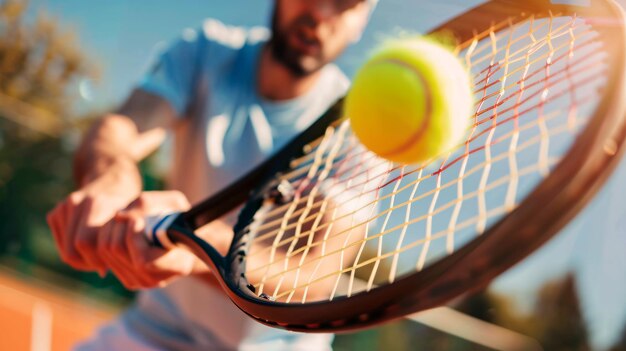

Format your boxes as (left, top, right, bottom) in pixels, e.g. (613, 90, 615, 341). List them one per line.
(609, 325, 626, 351)
(0, 0, 94, 135)
(532, 274, 591, 351)
(0, 0, 140, 299)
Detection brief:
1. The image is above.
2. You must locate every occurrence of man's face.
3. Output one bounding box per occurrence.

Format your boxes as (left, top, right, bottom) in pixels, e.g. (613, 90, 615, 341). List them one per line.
(270, 0, 370, 76)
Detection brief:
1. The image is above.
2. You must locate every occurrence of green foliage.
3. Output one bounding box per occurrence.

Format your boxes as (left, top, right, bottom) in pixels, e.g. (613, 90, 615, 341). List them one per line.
(333, 274, 604, 350)
(334, 319, 494, 351)
(533, 275, 591, 351)
(0, 0, 136, 300)
(0, 0, 94, 117)
(0, 116, 133, 299)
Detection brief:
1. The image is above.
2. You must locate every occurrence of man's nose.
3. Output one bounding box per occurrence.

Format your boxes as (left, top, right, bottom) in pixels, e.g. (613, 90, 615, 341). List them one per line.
(308, 0, 337, 23)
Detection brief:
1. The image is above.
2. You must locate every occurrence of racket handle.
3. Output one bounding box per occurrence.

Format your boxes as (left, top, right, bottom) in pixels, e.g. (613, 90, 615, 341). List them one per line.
(144, 212, 182, 249)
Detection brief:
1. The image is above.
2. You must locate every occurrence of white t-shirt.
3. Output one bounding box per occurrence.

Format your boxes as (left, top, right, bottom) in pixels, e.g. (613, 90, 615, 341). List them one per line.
(137, 19, 349, 350)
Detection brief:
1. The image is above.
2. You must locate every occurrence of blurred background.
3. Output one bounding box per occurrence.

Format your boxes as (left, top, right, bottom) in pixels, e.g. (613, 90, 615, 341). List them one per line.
(2, 0, 626, 350)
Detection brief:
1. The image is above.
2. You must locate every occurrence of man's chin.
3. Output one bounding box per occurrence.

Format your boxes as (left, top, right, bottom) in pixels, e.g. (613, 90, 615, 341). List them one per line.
(269, 42, 324, 76)
(285, 56, 325, 77)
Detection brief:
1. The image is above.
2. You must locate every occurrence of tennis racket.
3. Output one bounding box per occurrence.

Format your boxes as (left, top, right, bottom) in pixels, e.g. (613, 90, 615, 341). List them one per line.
(145, 0, 626, 332)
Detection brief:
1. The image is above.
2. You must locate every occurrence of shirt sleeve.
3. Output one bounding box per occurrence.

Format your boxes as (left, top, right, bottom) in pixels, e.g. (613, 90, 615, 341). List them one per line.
(138, 28, 204, 116)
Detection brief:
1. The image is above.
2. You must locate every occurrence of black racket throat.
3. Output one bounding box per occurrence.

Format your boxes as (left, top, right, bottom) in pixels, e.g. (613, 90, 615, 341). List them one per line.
(171, 98, 346, 299)
(166, 216, 228, 275)
(168, 214, 272, 303)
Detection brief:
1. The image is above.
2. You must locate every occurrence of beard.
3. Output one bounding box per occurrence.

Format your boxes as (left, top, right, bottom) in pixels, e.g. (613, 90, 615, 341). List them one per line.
(268, 10, 326, 77)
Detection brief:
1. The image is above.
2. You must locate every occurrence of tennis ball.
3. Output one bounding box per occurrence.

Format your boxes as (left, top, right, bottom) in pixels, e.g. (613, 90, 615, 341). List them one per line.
(345, 37, 473, 164)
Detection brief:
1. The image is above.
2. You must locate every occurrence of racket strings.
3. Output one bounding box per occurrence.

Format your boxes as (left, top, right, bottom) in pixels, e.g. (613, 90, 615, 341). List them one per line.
(250, 22, 596, 258)
(255, 123, 346, 293)
(246, 31, 601, 243)
(246, 17, 596, 272)
(244, 13, 607, 302)
(266, 127, 580, 301)
(270, 122, 357, 298)
(248, 122, 574, 288)
(250, 25, 601, 240)
(249, 110, 596, 299)
(246, 30, 603, 252)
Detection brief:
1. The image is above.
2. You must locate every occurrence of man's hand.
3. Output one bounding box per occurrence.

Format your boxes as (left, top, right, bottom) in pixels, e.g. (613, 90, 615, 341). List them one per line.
(47, 157, 142, 275)
(47, 90, 190, 288)
(96, 191, 207, 290)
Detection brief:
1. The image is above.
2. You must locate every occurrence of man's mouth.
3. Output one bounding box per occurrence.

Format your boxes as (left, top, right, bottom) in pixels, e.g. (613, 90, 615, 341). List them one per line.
(289, 28, 321, 56)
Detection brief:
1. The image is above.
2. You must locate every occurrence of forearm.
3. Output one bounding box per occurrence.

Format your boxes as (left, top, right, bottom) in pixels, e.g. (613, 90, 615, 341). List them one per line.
(74, 114, 136, 185)
(48, 89, 189, 283)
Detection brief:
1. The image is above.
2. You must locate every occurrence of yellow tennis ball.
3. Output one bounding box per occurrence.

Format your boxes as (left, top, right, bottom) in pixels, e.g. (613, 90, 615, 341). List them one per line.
(346, 37, 473, 164)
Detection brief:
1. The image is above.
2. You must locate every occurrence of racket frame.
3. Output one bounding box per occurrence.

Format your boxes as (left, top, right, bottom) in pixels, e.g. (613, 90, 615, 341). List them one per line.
(161, 0, 626, 332)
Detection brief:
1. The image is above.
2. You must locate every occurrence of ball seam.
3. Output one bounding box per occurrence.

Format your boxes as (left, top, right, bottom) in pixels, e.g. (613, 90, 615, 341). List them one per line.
(369, 58, 433, 159)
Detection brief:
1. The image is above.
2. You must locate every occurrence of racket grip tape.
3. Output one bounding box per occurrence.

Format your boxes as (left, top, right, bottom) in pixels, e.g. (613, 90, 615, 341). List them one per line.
(144, 213, 181, 249)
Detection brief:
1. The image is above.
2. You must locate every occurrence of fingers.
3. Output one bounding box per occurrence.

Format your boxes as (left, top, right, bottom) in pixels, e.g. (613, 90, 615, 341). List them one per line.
(51, 193, 107, 273)
(97, 212, 193, 290)
(123, 214, 198, 286)
(47, 190, 195, 290)
(97, 219, 145, 289)
(125, 217, 180, 287)
(48, 192, 92, 271)
(71, 197, 108, 275)
(46, 189, 133, 273)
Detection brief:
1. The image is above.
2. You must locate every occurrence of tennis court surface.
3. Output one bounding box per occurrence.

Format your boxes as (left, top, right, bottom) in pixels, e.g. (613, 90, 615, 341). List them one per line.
(0, 269, 115, 351)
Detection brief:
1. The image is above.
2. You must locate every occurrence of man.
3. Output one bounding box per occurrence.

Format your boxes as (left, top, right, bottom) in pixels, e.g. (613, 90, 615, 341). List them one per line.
(47, 0, 376, 349)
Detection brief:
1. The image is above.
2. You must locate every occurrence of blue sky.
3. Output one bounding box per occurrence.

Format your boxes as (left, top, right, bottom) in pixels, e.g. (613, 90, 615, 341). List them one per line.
(29, 0, 480, 111)
(29, 1, 626, 349)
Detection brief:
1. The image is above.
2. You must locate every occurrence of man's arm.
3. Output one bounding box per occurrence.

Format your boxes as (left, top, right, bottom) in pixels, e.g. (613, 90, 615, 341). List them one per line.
(74, 89, 174, 186)
(47, 89, 189, 281)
